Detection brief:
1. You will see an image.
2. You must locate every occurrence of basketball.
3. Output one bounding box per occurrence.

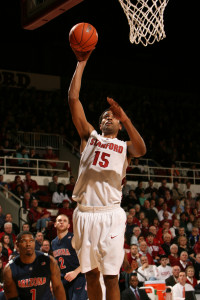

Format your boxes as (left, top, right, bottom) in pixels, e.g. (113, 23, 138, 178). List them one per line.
(69, 23, 98, 52)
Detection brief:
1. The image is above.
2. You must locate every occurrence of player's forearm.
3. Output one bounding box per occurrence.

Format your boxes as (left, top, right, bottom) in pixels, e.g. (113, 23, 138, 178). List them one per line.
(53, 285, 66, 300)
(68, 61, 87, 103)
(123, 117, 146, 157)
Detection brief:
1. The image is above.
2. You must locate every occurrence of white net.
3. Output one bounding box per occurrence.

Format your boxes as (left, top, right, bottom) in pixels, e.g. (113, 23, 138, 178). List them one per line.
(118, 0, 169, 46)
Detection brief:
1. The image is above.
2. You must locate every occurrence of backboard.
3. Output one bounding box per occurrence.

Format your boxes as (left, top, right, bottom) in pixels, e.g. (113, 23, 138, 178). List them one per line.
(21, 0, 84, 30)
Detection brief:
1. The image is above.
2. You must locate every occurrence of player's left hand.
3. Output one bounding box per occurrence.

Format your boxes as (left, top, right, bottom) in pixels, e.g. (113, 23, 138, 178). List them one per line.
(64, 271, 77, 282)
(107, 97, 128, 123)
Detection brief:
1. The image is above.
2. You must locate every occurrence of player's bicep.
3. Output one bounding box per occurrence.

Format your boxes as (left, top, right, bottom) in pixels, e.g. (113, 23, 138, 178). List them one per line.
(3, 264, 18, 298)
(68, 97, 94, 138)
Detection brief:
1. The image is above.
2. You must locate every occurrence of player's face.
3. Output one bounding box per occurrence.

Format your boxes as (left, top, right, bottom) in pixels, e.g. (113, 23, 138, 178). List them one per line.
(100, 110, 121, 135)
(18, 234, 35, 256)
(55, 215, 70, 232)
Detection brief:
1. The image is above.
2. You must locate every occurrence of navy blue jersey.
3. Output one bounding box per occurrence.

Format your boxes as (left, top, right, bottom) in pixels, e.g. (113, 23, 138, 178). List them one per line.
(52, 232, 82, 279)
(9, 251, 53, 300)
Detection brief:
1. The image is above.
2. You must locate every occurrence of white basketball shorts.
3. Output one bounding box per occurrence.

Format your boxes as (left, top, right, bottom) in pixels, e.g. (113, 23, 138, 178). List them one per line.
(73, 204, 126, 275)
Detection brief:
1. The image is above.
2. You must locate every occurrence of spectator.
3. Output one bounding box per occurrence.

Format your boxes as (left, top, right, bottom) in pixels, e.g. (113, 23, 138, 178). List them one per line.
(40, 239, 52, 255)
(170, 218, 180, 239)
(128, 208, 140, 226)
(22, 222, 30, 232)
(1, 234, 12, 261)
(137, 256, 158, 283)
(13, 184, 25, 202)
(183, 180, 197, 199)
(42, 146, 58, 176)
(164, 189, 174, 208)
(158, 179, 170, 197)
(142, 200, 158, 225)
(158, 203, 173, 222)
(157, 255, 172, 280)
(3, 213, 19, 235)
(138, 241, 154, 265)
(189, 227, 200, 248)
(0, 222, 16, 250)
(165, 265, 181, 287)
(10, 175, 23, 192)
(146, 232, 165, 264)
(122, 190, 139, 210)
(52, 183, 71, 207)
(121, 274, 150, 300)
(161, 233, 172, 256)
(27, 199, 51, 233)
(23, 191, 34, 209)
(168, 244, 180, 267)
(192, 253, 200, 280)
(171, 180, 184, 201)
(130, 226, 141, 246)
(48, 174, 59, 194)
(186, 265, 197, 288)
(134, 181, 145, 199)
(172, 271, 195, 299)
(178, 251, 193, 272)
(29, 148, 41, 175)
(34, 231, 44, 251)
(122, 177, 132, 198)
(15, 146, 29, 171)
(65, 175, 76, 198)
(125, 215, 135, 245)
(178, 236, 194, 256)
(145, 179, 158, 195)
(23, 171, 40, 196)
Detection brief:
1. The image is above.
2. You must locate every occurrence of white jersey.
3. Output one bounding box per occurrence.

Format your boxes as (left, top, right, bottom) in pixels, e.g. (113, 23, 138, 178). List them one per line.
(157, 265, 172, 280)
(72, 130, 128, 206)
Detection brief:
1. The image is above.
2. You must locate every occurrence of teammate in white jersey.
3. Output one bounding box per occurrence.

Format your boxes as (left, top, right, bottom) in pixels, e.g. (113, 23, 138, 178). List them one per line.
(68, 50, 146, 300)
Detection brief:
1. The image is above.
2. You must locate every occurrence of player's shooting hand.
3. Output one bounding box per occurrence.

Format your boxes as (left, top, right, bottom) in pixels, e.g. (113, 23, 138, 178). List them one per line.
(72, 48, 94, 62)
(107, 97, 128, 123)
(64, 271, 77, 282)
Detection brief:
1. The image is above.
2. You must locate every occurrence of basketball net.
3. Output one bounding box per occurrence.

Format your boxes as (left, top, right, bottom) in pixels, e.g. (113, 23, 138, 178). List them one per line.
(118, 0, 169, 46)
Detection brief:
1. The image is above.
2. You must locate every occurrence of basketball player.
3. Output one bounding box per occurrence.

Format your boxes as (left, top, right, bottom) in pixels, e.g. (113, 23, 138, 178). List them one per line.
(68, 50, 146, 300)
(3, 231, 66, 300)
(52, 214, 87, 300)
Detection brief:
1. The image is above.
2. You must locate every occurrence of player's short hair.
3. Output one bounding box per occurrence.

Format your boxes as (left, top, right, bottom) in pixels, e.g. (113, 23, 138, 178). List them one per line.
(56, 214, 70, 223)
(17, 231, 34, 242)
(99, 108, 110, 125)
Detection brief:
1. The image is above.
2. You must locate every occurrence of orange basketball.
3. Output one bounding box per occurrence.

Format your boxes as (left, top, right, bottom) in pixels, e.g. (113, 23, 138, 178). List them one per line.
(69, 23, 98, 52)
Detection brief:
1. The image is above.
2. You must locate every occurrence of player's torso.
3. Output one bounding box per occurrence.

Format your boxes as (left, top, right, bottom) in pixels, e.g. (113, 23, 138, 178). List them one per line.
(73, 130, 128, 206)
(9, 251, 53, 300)
(52, 233, 80, 278)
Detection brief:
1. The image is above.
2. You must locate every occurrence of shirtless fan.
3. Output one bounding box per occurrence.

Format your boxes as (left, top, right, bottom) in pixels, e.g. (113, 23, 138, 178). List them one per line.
(118, 0, 169, 46)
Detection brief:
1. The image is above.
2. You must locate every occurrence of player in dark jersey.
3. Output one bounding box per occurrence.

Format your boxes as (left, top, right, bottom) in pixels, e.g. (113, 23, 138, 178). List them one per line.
(52, 214, 87, 300)
(3, 231, 66, 300)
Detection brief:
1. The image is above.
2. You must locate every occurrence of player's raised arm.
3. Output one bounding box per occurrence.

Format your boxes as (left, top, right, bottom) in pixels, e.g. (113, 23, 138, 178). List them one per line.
(107, 97, 146, 161)
(50, 255, 66, 300)
(3, 264, 19, 299)
(68, 54, 94, 143)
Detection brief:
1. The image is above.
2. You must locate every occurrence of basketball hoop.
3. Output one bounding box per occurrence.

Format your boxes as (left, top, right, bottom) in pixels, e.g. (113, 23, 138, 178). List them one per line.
(118, 0, 169, 46)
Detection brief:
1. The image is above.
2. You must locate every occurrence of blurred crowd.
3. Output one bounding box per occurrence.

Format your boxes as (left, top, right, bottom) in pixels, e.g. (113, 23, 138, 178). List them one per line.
(0, 84, 200, 168)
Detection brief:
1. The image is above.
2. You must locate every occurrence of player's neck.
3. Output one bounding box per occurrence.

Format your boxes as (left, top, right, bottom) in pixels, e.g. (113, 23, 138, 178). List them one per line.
(101, 132, 117, 139)
(20, 252, 36, 264)
(57, 229, 68, 239)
